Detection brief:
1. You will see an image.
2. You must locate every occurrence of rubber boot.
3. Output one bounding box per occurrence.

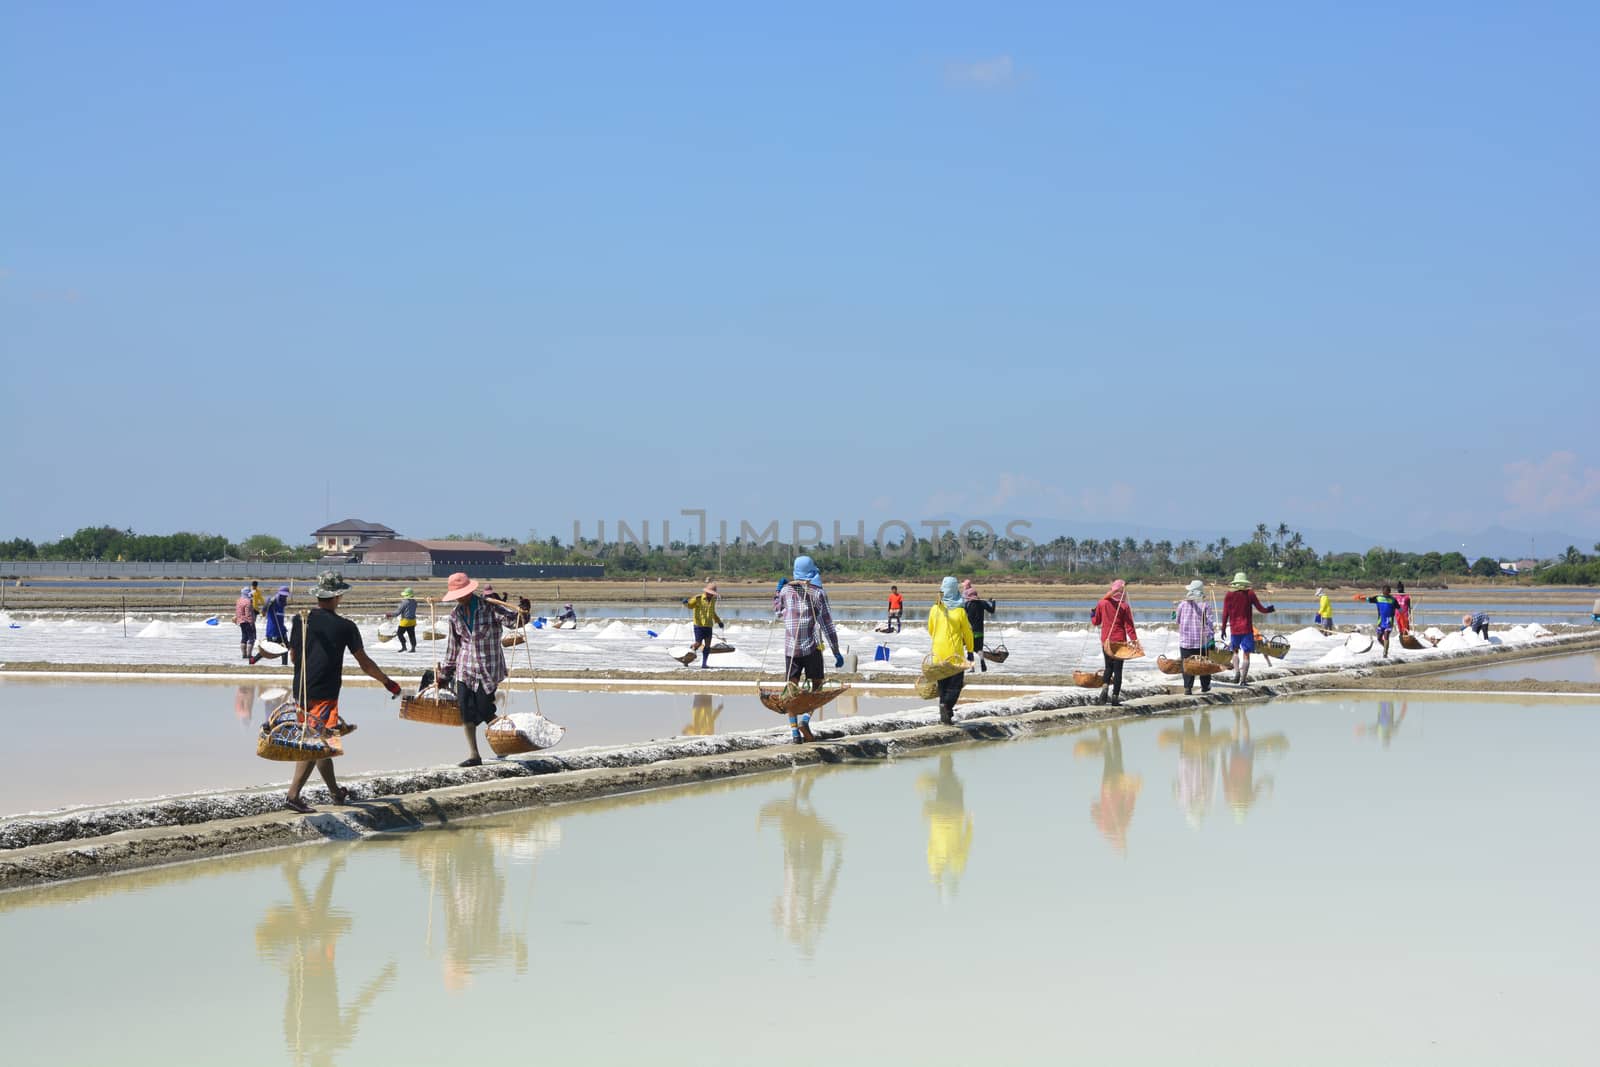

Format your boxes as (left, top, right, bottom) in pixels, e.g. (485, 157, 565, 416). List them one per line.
(939, 703, 954, 725)
(1111, 685, 1122, 707)
(1098, 686, 1110, 705)
(978, 656, 987, 673)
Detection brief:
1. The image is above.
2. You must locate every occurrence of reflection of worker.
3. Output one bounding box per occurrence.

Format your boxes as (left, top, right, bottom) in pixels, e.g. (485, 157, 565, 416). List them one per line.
(1159, 711, 1227, 827)
(234, 684, 259, 725)
(254, 851, 397, 1067)
(1073, 725, 1142, 854)
(1355, 700, 1408, 747)
(757, 775, 843, 959)
(1222, 708, 1289, 820)
(684, 693, 724, 736)
(409, 828, 529, 992)
(917, 753, 974, 896)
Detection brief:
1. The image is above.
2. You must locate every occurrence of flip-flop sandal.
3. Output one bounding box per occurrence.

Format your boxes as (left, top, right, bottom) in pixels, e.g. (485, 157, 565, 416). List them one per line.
(329, 787, 351, 806)
(285, 797, 315, 814)
(458, 757, 483, 768)
(337, 722, 358, 735)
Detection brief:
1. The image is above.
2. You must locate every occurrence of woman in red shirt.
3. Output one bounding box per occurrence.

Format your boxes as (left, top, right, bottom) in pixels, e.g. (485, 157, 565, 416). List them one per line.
(1090, 579, 1139, 706)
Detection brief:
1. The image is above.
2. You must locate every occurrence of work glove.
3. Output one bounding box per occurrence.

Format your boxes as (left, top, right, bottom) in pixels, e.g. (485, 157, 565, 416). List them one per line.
(833, 651, 845, 669)
(384, 679, 401, 698)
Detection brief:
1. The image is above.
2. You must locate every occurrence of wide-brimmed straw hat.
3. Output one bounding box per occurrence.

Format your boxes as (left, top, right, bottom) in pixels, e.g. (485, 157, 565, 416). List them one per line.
(401, 587, 415, 598)
(441, 572, 479, 602)
(702, 582, 719, 597)
(313, 570, 351, 599)
(1230, 572, 1251, 589)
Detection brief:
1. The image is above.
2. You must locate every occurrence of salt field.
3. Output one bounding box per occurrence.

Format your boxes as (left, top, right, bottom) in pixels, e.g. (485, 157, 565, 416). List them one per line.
(0, 679, 932, 815)
(1438, 649, 1600, 684)
(3, 693, 1598, 1064)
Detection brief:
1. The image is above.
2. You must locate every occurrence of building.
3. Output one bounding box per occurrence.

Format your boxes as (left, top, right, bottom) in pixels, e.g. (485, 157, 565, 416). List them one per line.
(312, 519, 397, 555)
(359, 539, 515, 567)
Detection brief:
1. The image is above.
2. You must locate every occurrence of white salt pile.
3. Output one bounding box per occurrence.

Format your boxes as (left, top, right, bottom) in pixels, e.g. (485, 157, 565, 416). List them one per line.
(1290, 627, 1326, 643)
(136, 621, 179, 639)
(594, 621, 637, 641)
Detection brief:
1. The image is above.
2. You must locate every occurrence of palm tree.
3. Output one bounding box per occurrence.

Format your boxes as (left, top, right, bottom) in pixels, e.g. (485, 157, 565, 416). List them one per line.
(1253, 524, 1269, 545)
(1275, 522, 1290, 547)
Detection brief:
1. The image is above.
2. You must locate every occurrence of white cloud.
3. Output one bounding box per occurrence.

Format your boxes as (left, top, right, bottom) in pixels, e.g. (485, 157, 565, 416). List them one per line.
(944, 55, 1016, 89)
(1501, 451, 1600, 522)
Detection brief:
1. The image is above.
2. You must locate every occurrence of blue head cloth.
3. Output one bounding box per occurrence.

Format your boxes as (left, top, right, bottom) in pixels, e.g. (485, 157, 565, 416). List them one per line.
(792, 555, 822, 588)
(940, 576, 963, 609)
(776, 577, 789, 592)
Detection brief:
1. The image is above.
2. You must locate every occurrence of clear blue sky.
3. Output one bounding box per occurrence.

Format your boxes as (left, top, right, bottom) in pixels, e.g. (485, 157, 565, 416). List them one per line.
(3, 1, 1596, 549)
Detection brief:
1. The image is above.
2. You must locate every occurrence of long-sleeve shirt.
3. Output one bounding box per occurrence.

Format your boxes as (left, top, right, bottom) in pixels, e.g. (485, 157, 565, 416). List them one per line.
(1365, 595, 1398, 629)
(1221, 589, 1273, 636)
(441, 596, 514, 693)
(234, 596, 255, 625)
(928, 602, 974, 661)
(777, 582, 839, 657)
(264, 596, 289, 640)
(963, 598, 996, 635)
(686, 594, 723, 628)
(1317, 594, 1333, 619)
(1091, 596, 1138, 644)
(1176, 600, 1213, 647)
(394, 598, 417, 623)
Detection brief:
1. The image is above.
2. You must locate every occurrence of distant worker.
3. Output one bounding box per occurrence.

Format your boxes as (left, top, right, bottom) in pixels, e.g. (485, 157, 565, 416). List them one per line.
(887, 586, 904, 633)
(1356, 585, 1400, 657)
(1176, 579, 1216, 695)
(516, 596, 533, 628)
(555, 602, 577, 628)
(775, 556, 844, 741)
(250, 579, 264, 617)
(235, 585, 258, 662)
(1222, 572, 1276, 686)
(1462, 611, 1490, 640)
(1314, 587, 1334, 634)
(1394, 581, 1414, 634)
(961, 579, 998, 673)
(253, 585, 291, 665)
(684, 583, 725, 669)
(385, 587, 418, 652)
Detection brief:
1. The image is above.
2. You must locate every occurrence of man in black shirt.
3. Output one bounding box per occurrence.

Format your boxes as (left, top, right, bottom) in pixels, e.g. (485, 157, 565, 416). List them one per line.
(285, 571, 402, 813)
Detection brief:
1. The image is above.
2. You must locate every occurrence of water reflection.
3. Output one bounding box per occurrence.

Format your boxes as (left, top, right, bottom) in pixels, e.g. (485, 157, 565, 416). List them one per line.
(917, 753, 974, 897)
(407, 822, 559, 991)
(1355, 700, 1408, 747)
(1222, 709, 1290, 821)
(1075, 726, 1143, 853)
(1158, 711, 1229, 828)
(234, 683, 259, 726)
(757, 776, 843, 958)
(254, 851, 397, 1067)
(683, 693, 724, 736)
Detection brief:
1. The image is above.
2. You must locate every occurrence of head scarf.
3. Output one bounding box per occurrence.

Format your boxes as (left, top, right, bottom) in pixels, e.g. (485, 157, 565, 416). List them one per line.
(961, 578, 978, 601)
(792, 555, 822, 588)
(1315, 588, 1324, 597)
(1106, 579, 1126, 601)
(1185, 580, 1204, 601)
(240, 586, 251, 598)
(940, 576, 963, 609)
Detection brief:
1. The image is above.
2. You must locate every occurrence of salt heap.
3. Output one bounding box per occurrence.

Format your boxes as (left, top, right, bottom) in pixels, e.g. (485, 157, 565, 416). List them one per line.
(594, 620, 637, 641)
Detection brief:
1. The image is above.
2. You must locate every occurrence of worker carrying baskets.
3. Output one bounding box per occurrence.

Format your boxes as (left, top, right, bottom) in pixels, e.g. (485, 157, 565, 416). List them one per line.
(925, 577, 975, 724)
(759, 556, 848, 742)
(261, 571, 402, 815)
(1174, 579, 1219, 695)
(1089, 580, 1141, 706)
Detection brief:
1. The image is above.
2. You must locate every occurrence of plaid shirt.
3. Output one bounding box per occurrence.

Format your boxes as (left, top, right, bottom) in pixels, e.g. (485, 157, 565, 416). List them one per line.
(777, 582, 839, 657)
(1176, 599, 1213, 647)
(442, 596, 514, 693)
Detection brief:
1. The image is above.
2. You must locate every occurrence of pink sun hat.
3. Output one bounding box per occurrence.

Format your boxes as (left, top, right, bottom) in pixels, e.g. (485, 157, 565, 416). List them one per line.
(440, 572, 480, 602)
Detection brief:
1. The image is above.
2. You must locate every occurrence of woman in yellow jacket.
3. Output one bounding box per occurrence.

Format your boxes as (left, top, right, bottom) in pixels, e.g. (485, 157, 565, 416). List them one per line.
(1315, 588, 1334, 635)
(928, 576, 974, 725)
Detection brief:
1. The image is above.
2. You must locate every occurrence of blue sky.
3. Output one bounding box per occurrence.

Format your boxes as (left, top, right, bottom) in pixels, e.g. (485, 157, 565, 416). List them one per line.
(3, 1, 1596, 549)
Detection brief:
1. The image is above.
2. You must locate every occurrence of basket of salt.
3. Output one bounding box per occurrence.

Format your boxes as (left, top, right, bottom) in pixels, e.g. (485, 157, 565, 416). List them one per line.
(1182, 657, 1227, 677)
(1072, 670, 1105, 688)
(1103, 640, 1144, 660)
(400, 689, 464, 726)
(257, 703, 345, 762)
(256, 639, 288, 659)
(485, 712, 566, 757)
(377, 620, 398, 643)
(1206, 647, 1235, 667)
(921, 654, 968, 681)
(1156, 655, 1184, 676)
(980, 644, 1009, 664)
(1258, 635, 1292, 660)
(759, 680, 849, 715)
(502, 629, 527, 648)
(1398, 632, 1425, 651)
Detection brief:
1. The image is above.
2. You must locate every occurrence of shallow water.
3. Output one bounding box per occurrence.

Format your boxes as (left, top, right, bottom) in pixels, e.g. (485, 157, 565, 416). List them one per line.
(0, 680, 925, 814)
(3, 695, 1597, 1064)
(1437, 650, 1600, 684)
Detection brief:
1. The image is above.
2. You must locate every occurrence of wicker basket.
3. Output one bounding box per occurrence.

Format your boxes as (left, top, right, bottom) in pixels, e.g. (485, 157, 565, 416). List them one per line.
(399, 693, 465, 726)
(1103, 640, 1144, 660)
(921, 654, 968, 681)
(377, 621, 398, 643)
(1156, 655, 1183, 675)
(980, 644, 1009, 663)
(257, 707, 345, 762)
(484, 712, 565, 756)
(915, 675, 939, 699)
(758, 681, 849, 715)
(1258, 637, 1292, 660)
(502, 631, 527, 648)
(1398, 632, 1425, 650)
(1182, 657, 1227, 676)
(707, 641, 736, 654)
(1206, 647, 1235, 666)
(1072, 670, 1105, 688)
(256, 639, 287, 658)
